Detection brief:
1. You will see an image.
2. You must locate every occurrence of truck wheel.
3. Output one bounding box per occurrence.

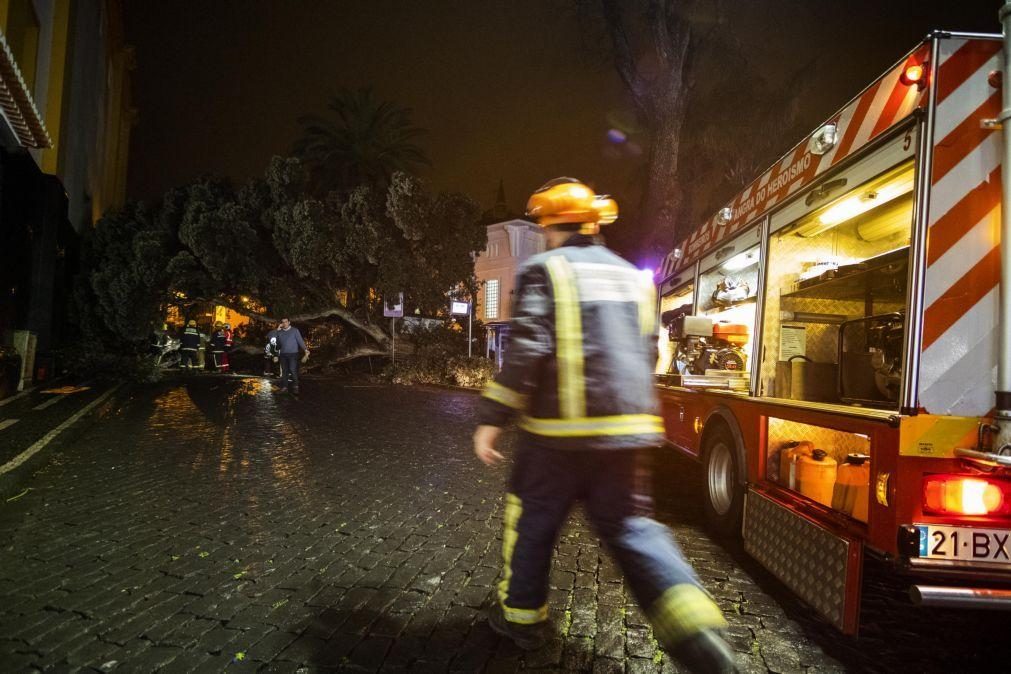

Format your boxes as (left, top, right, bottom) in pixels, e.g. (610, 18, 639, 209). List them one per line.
(703, 427, 744, 538)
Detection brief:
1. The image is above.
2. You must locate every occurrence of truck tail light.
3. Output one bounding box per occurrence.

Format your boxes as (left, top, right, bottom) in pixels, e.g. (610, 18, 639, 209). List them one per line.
(923, 475, 1011, 516)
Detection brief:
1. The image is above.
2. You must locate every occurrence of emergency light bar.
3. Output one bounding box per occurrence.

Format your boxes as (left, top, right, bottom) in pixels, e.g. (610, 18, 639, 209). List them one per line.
(900, 62, 928, 88)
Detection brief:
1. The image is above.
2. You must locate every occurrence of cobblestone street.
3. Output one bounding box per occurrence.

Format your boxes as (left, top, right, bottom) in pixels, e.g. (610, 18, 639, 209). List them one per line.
(1, 378, 1009, 672)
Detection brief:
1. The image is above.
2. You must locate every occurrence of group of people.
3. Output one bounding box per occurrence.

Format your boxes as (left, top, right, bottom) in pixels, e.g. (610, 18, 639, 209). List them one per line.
(166, 317, 309, 394)
(150, 316, 308, 394)
(177, 320, 234, 372)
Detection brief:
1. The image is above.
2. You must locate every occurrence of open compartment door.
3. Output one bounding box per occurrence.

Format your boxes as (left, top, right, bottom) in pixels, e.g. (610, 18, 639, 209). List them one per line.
(744, 487, 863, 633)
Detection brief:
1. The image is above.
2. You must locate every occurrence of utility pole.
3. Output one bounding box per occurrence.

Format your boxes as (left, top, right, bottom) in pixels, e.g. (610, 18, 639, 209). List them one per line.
(384, 292, 403, 366)
(468, 303, 473, 358)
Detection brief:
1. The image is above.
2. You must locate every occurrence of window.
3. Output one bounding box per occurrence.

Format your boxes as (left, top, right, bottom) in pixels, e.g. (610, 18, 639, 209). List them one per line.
(485, 279, 500, 319)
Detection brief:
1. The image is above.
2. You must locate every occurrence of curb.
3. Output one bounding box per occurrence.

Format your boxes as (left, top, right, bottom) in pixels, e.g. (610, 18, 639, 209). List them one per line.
(398, 382, 482, 394)
(0, 383, 129, 502)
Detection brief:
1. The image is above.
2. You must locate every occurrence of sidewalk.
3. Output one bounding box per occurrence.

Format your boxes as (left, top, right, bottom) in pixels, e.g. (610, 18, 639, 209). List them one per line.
(0, 380, 121, 500)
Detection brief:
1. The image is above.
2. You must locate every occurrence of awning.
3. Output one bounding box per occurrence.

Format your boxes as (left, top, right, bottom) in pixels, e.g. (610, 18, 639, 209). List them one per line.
(0, 30, 50, 149)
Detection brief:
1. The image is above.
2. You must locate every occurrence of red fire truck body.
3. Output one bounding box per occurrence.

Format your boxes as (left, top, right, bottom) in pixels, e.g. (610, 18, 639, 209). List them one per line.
(654, 31, 1010, 633)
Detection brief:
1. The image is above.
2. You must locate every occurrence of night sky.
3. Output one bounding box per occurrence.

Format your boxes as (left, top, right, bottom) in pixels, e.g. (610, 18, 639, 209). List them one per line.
(124, 1, 1002, 226)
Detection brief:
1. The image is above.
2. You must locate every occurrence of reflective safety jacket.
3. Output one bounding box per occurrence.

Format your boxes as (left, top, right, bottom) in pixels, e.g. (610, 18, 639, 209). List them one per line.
(180, 327, 200, 351)
(477, 235, 664, 450)
(211, 330, 226, 353)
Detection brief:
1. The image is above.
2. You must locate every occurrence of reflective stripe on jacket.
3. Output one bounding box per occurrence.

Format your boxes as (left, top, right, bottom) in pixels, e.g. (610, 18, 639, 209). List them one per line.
(477, 235, 663, 450)
(180, 327, 200, 351)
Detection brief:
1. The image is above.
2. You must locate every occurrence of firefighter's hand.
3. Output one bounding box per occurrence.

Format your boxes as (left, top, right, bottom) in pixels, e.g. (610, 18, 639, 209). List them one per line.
(473, 425, 504, 466)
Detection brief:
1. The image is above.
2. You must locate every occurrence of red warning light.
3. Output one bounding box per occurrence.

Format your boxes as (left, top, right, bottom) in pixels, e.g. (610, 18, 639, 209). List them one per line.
(900, 63, 927, 88)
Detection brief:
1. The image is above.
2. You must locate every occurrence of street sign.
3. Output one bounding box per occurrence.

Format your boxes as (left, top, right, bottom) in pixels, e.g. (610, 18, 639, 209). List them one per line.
(451, 301, 470, 316)
(384, 293, 404, 318)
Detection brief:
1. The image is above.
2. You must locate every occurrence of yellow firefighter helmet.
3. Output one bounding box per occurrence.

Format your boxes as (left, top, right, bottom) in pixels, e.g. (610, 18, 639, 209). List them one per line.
(187, 319, 196, 328)
(525, 177, 618, 235)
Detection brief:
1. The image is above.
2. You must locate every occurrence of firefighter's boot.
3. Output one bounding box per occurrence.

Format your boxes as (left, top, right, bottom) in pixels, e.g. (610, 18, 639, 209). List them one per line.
(485, 604, 546, 651)
(671, 628, 739, 674)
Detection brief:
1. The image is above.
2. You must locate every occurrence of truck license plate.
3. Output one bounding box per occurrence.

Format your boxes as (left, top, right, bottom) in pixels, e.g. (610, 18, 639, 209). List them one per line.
(917, 524, 1011, 564)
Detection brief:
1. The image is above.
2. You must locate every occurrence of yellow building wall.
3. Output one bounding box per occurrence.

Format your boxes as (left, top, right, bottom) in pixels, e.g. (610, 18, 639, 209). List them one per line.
(213, 306, 250, 330)
(40, 0, 69, 174)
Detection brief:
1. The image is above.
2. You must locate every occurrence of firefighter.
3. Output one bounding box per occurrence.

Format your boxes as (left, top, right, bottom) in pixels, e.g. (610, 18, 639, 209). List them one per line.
(474, 178, 736, 672)
(210, 321, 226, 371)
(179, 320, 200, 370)
(221, 322, 233, 373)
(264, 322, 280, 376)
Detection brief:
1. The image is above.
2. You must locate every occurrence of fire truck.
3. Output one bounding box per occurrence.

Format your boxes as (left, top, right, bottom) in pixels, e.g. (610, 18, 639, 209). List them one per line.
(654, 24, 1011, 633)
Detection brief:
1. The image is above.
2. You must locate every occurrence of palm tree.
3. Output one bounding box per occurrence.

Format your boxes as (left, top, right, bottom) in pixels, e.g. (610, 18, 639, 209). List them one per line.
(293, 88, 431, 195)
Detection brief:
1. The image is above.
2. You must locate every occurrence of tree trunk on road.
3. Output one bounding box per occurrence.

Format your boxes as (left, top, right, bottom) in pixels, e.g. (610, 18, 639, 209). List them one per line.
(196, 298, 391, 347)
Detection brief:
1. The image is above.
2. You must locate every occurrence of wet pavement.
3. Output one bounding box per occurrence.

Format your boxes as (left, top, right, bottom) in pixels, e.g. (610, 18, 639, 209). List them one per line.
(0, 382, 116, 466)
(0, 381, 119, 500)
(0, 377, 1009, 672)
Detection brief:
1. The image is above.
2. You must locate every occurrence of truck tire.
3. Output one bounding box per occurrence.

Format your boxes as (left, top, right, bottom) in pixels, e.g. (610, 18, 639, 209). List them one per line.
(703, 426, 744, 538)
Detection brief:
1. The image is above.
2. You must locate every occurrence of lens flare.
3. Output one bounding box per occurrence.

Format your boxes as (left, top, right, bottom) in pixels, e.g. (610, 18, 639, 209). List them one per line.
(607, 128, 627, 144)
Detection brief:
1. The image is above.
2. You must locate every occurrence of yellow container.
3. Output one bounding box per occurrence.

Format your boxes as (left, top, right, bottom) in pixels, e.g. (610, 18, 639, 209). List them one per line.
(797, 449, 837, 507)
(779, 440, 813, 489)
(832, 454, 871, 522)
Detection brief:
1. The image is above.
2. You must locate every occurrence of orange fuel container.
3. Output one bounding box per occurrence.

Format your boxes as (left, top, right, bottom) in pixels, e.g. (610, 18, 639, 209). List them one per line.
(832, 453, 870, 522)
(779, 440, 813, 489)
(713, 322, 750, 347)
(797, 449, 837, 507)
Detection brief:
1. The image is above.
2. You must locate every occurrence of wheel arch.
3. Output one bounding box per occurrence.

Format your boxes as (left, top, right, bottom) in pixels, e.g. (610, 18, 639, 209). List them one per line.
(700, 406, 748, 487)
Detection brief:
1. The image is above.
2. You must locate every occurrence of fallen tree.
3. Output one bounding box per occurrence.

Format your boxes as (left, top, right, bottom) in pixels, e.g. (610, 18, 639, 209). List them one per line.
(75, 156, 483, 363)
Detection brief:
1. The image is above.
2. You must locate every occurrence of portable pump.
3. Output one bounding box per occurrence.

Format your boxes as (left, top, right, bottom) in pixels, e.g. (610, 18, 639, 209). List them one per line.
(662, 309, 749, 376)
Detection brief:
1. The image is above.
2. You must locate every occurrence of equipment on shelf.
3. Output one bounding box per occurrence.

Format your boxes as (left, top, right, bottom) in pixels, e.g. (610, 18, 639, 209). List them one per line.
(838, 312, 904, 405)
(663, 312, 750, 376)
(712, 276, 751, 307)
(778, 440, 814, 490)
(832, 454, 870, 522)
(796, 449, 838, 507)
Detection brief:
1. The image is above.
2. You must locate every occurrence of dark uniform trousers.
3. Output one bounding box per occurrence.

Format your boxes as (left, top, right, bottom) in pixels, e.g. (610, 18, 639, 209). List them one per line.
(180, 349, 198, 368)
(499, 442, 726, 645)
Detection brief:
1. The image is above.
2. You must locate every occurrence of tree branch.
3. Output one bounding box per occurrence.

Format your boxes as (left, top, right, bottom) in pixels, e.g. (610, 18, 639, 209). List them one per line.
(600, 0, 648, 114)
(648, 0, 672, 66)
(190, 297, 390, 345)
(307, 346, 389, 368)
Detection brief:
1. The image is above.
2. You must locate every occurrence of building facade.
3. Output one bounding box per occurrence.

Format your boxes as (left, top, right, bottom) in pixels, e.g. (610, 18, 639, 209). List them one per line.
(473, 218, 543, 367)
(0, 0, 134, 394)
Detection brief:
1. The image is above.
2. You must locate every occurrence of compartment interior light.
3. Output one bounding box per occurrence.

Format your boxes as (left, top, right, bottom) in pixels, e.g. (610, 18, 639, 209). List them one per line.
(793, 162, 915, 238)
(855, 193, 914, 242)
(721, 249, 759, 272)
